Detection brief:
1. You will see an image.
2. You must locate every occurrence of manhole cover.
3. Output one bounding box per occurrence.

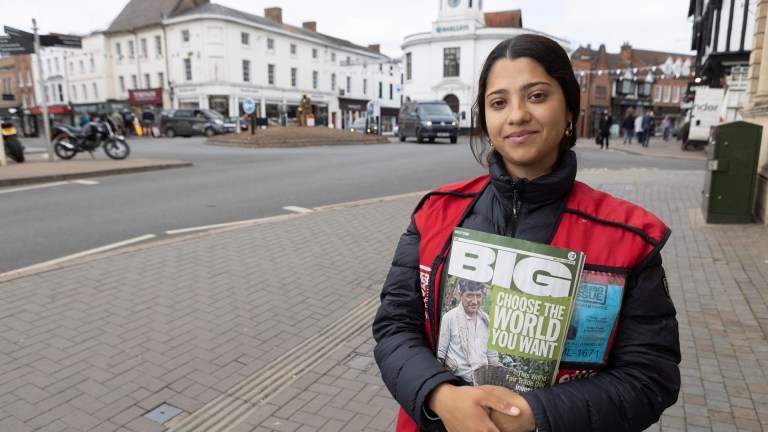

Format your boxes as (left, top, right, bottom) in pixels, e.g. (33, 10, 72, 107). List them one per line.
(345, 354, 375, 371)
(144, 403, 183, 425)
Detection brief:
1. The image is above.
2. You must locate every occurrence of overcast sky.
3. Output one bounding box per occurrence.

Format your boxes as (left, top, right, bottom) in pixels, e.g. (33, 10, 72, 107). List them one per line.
(4, 0, 697, 58)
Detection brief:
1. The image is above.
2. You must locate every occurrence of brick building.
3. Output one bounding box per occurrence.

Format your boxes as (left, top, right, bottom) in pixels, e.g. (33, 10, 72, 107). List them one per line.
(571, 43, 694, 138)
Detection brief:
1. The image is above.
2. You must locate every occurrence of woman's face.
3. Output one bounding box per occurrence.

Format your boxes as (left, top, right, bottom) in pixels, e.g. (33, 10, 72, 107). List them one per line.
(484, 57, 571, 179)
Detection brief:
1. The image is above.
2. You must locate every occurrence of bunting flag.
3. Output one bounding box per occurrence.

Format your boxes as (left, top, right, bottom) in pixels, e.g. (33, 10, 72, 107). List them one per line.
(573, 63, 693, 79)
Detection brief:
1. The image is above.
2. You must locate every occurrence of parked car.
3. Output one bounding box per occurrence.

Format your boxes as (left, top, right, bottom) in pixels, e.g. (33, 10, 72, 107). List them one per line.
(160, 109, 229, 138)
(398, 100, 459, 143)
(349, 117, 378, 134)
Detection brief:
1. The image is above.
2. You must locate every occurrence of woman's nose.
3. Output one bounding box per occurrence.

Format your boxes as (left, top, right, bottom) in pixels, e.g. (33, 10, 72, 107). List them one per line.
(505, 99, 531, 124)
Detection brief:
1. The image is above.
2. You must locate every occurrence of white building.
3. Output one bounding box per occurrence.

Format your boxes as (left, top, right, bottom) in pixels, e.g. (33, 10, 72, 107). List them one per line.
(402, 0, 570, 129)
(98, 0, 398, 129)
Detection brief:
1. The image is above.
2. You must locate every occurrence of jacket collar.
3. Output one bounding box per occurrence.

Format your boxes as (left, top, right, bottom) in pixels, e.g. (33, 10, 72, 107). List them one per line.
(488, 150, 577, 207)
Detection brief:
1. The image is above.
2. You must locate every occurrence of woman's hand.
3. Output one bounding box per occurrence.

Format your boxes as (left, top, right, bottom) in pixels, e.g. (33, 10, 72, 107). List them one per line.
(427, 383, 521, 432)
(484, 386, 536, 432)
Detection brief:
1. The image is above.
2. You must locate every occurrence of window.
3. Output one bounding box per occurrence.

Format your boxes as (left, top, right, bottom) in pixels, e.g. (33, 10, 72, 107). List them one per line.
(155, 35, 162, 56)
(291, 67, 297, 87)
(58, 84, 63, 102)
(312, 70, 318, 89)
(72, 85, 77, 100)
(653, 86, 661, 102)
(379, 82, 382, 98)
(672, 86, 681, 103)
(443, 47, 460, 77)
(346, 76, 351, 93)
(55, 58, 59, 73)
(331, 52, 336, 62)
(128, 40, 135, 58)
(92, 83, 98, 100)
(182, 29, 190, 43)
(140, 38, 147, 58)
(596, 86, 606, 99)
(144, 73, 150, 88)
(290, 43, 297, 55)
(267, 38, 274, 50)
(119, 76, 125, 93)
(312, 48, 318, 59)
(331, 73, 336, 91)
(662, 85, 671, 103)
(268, 64, 275, 85)
(89, 58, 95, 72)
(617, 79, 635, 95)
(131, 75, 137, 89)
(241, 32, 249, 46)
(638, 82, 652, 97)
(69, 61, 74, 73)
(363, 79, 367, 95)
(184, 58, 192, 81)
(116, 42, 122, 59)
(79, 60, 84, 73)
(158, 72, 164, 88)
(242, 60, 250, 82)
(82, 84, 87, 100)
(405, 52, 412, 80)
(389, 83, 393, 100)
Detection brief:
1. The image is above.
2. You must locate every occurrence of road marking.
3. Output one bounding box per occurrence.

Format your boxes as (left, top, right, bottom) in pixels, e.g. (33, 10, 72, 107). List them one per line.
(0, 234, 156, 279)
(71, 179, 100, 185)
(0, 181, 69, 194)
(282, 206, 314, 214)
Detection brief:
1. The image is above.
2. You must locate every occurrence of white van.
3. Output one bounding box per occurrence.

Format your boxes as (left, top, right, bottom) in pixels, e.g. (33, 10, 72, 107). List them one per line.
(687, 87, 724, 148)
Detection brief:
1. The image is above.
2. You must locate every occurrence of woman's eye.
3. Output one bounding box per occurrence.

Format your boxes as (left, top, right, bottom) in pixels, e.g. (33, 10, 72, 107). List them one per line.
(490, 99, 506, 108)
(529, 92, 546, 101)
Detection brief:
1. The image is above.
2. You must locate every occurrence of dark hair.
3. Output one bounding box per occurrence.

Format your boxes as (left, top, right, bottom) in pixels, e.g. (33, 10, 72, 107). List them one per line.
(470, 34, 580, 166)
(458, 278, 485, 294)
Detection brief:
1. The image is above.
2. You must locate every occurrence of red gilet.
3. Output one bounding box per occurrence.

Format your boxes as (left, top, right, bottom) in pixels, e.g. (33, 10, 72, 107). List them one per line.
(396, 174, 670, 432)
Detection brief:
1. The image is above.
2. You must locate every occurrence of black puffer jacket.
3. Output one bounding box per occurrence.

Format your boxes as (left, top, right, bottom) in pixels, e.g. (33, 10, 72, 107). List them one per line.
(373, 151, 681, 431)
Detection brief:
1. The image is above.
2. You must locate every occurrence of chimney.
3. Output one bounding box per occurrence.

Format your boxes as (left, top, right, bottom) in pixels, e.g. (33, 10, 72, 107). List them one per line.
(265, 7, 282, 23)
(368, 44, 380, 53)
(620, 42, 632, 61)
(302, 21, 317, 32)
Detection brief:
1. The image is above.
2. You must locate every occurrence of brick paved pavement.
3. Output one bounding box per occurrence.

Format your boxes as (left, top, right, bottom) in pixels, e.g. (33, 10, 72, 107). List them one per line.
(1, 161, 767, 431)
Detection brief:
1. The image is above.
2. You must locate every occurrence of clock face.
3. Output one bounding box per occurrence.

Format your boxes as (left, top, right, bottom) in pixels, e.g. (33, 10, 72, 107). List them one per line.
(448, 0, 460, 7)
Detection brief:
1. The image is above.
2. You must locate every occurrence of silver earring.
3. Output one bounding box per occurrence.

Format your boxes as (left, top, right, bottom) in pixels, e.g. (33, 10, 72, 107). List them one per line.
(489, 140, 494, 147)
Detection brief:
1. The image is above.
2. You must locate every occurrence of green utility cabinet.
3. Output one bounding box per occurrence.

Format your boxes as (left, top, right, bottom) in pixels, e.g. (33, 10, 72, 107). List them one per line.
(702, 121, 762, 223)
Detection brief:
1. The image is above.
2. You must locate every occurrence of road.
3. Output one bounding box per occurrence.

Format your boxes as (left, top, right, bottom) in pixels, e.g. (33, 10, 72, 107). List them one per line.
(0, 136, 702, 274)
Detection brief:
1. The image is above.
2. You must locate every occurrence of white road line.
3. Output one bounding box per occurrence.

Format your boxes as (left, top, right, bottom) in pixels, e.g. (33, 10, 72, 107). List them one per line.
(0, 234, 156, 279)
(0, 181, 69, 194)
(282, 206, 314, 214)
(70, 179, 100, 185)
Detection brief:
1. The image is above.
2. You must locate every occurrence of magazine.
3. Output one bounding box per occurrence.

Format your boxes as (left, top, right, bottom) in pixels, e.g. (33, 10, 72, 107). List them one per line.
(437, 228, 585, 392)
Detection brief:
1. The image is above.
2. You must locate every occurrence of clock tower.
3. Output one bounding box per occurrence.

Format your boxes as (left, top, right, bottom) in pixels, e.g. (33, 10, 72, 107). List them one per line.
(436, 0, 485, 26)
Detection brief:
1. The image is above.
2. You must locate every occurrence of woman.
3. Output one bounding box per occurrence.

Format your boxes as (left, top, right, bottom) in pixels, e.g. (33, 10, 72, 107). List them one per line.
(373, 34, 680, 432)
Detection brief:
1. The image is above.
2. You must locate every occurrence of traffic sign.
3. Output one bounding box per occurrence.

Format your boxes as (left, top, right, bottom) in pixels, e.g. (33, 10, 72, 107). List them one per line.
(242, 97, 255, 114)
(4, 25, 33, 40)
(41, 34, 82, 49)
(0, 35, 34, 55)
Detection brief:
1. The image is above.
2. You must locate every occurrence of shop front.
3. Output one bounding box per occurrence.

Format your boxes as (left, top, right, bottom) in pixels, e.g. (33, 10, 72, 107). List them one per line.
(29, 104, 72, 135)
(339, 97, 368, 129)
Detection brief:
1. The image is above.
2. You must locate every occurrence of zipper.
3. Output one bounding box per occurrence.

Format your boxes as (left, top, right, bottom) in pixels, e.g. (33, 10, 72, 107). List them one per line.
(505, 183, 522, 237)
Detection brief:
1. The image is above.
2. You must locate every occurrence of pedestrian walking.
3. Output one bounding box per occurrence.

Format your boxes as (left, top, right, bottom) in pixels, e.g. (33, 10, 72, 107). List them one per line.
(142, 107, 155, 137)
(642, 111, 655, 147)
(373, 34, 680, 432)
(622, 109, 635, 144)
(635, 112, 645, 144)
(662, 116, 671, 141)
(598, 110, 613, 149)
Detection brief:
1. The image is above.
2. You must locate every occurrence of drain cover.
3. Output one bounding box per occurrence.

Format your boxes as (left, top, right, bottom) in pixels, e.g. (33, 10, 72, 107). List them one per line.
(144, 403, 183, 424)
(345, 354, 375, 371)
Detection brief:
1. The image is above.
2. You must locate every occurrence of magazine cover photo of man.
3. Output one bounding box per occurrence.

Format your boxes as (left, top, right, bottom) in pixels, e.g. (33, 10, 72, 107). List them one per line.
(437, 278, 501, 384)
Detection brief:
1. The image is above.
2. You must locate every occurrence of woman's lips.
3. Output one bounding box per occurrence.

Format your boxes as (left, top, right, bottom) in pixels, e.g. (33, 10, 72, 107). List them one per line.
(505, 131, 537, 144)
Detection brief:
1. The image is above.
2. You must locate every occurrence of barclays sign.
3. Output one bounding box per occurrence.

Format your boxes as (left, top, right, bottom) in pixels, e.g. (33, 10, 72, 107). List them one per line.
(435, 24, 470, 33)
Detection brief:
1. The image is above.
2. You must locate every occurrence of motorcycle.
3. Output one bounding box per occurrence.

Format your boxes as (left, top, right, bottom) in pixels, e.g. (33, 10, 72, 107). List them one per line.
(1, 118, 25, 163)
(52, 120, 130, 160)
